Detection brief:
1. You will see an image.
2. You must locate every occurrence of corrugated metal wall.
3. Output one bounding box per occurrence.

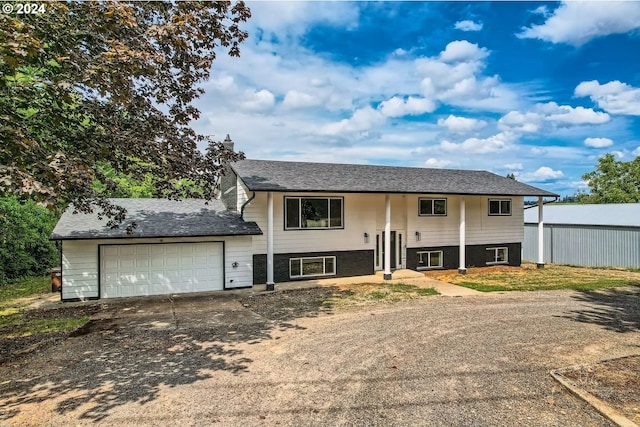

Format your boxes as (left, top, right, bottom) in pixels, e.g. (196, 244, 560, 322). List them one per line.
(523, 224, 640, 268)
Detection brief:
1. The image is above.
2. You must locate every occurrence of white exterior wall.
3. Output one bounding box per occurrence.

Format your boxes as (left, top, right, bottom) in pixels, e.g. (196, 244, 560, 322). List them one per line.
(406, 195, 524, 247)
(242, 192, 524, 254)
(61, 235, 253, 300)
(237, 176, 249, 212)
(244, 192, 389, 254)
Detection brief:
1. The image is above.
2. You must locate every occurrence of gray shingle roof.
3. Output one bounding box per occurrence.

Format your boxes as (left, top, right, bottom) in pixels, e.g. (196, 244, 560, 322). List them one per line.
(51, 198, 262, 240)
(524, 203, 640, 227)
(232, 159, 558, 197)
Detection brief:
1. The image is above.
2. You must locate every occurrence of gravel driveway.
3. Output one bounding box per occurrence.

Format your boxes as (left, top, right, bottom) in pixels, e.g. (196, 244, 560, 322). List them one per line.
(1, 288, 638, 426)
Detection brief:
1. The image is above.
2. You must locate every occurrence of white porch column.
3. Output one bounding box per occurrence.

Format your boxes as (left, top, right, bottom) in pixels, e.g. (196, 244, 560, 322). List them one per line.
(384, 194, 392, 280)
(266, 191, 275, 290)
(458, 197, 466, 274)
(537, 196, 544, 268)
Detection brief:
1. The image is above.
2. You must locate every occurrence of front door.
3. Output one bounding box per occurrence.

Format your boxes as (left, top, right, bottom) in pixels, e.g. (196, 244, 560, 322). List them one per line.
(375, 230, 404, 270)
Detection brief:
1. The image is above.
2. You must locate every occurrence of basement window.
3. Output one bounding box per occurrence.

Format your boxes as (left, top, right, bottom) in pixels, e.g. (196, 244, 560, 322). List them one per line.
(486, 247, 508, 265)
(290, 256, 336, 278)
(417, 251, 443, 269)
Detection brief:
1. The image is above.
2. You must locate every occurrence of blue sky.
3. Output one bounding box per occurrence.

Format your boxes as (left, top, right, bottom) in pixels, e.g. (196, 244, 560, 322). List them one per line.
(193, 1, 640, 196)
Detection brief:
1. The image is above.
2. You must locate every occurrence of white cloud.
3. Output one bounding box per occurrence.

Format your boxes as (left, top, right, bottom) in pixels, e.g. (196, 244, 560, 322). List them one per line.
(240, 89, 275, 113)
(454, 20, 483, 32)
(517, 1, 640, 46)
(248, 2, 361, 37)
(498, 102, 610, 133)
(415, 42, 519, 112)
(320, 106, 384, 135)
(633, 146, 640, 156)
(575, 80, 640, 116)
(505, 163, 523, 171)
(584, 137, 613, 148)
(440, 131, 517, 154)
(532, 5, 550, 18)
(498, 111, 541, 133)
(531, 147, 548, 156)
(282, 90, 321, 109)
(379, 96, 436, 118)
(425, 158, 453, 168)
(518, 166, 564, 182)
(437, 115, 487, 133)
(538, 102, 610, 125)
(393, 48, 409, 56)
(439, 40, 489, 63)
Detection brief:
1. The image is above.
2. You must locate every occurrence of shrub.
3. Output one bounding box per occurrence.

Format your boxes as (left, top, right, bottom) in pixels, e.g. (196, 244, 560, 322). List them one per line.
(0, 196, 60, 283)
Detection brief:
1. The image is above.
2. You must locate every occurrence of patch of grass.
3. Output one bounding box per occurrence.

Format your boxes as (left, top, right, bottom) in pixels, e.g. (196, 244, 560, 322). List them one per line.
(362, 282, 439, 301)
(1, 316, 90, 339)
(415, 287, 439, 296)
(458, 282, 512, 292)
(0, 276, 50, 306)
(427, 264, 640, 292)
(0, 276, 90, 339)
(369, 291, 386, 299)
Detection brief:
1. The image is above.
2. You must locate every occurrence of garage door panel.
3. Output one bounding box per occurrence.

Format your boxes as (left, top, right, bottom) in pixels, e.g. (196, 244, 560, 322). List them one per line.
(100, 242, 223, 298)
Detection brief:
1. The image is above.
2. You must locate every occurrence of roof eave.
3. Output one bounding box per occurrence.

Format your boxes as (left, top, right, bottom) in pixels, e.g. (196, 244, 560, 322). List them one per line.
(50, 230, 264, 241)
(241, 186, 559, 197)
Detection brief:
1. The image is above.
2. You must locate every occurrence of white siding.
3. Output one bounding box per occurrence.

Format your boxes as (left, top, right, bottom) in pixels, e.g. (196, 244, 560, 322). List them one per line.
(243, 192, 389, 254)
(61, 236, 253, 300)
(242, 192, 525, 255)
(236, 176, 249, 212)
(224, 236, 254, 288)
(406, 195, 524, 247)
(466, 196, 524, 245)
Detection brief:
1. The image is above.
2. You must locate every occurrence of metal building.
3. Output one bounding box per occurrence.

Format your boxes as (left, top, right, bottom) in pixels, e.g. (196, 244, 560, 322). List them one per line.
(523, 204, 640, 269)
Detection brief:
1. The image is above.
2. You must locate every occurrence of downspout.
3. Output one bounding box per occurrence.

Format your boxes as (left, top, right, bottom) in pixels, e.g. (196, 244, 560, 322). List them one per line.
(240, 191, 256, 220)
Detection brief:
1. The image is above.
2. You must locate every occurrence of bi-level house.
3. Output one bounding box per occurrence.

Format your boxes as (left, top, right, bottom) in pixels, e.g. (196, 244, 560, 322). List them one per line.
(51, 142, 556, 300)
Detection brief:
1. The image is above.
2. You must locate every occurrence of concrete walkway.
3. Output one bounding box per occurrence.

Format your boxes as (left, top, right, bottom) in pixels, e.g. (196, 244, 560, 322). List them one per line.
(250, 269, 482, 297)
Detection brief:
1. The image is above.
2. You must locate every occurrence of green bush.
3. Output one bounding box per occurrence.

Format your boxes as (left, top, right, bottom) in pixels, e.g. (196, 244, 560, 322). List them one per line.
(0, 196, 60, 283)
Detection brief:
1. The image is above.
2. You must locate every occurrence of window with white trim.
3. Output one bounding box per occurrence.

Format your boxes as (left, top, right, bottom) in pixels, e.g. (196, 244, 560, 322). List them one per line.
(285, 197, 343, 229)
(486, 247, 508, 264)
(419, 198, 447, 216)
(417, 251, 443, 269)
(488, 199, 511, 216)
(290, 256, 336, 278)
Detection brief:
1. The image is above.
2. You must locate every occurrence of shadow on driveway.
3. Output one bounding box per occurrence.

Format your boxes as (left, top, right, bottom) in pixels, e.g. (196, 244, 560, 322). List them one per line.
(0, 287, 345, 423)
(561, 287, 640, 333)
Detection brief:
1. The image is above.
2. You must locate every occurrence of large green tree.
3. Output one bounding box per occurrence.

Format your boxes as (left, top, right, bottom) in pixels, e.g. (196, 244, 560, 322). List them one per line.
(577, 154, 640, 203)
(1, 1, 249, 226)
(0, 195, 59, 282)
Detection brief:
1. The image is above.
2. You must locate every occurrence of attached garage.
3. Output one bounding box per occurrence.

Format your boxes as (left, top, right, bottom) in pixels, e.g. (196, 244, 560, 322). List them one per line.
(51, 199, 262, 301)
(100, 242, 224, 298)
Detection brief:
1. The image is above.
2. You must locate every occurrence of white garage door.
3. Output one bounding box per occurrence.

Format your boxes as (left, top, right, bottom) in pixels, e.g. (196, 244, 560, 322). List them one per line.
(100, 242, 224, 298)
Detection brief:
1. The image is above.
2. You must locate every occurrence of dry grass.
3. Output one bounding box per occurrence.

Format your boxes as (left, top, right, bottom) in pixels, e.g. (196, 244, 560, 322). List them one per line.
(424, 263, 640, 292)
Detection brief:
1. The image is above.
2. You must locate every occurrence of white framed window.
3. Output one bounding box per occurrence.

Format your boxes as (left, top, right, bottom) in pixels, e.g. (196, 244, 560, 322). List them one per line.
(419, 198, 447, 216)
(486, 247, 508, 264)
(290, 256, 336, 278)
(417, 251, 443, 269)
(488, 199, 511, 216)
(285, 197, 343, 229)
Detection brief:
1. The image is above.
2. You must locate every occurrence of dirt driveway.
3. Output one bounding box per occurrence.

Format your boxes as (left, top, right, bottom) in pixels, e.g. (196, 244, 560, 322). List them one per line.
(1, 288, 639, 426)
